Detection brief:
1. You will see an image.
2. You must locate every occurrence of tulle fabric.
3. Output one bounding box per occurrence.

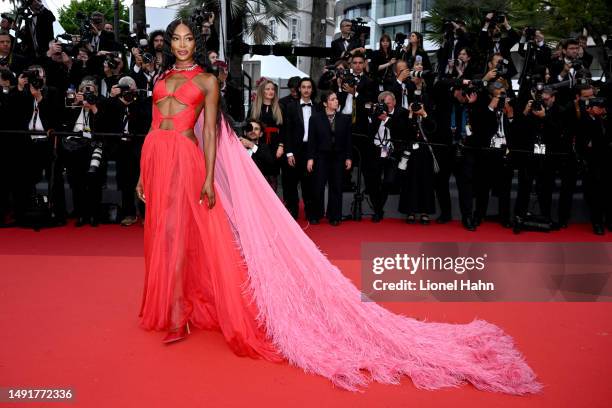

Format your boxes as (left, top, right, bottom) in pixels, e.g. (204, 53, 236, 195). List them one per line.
(139, 126, 282, 361)
(191, 113, 542, 395)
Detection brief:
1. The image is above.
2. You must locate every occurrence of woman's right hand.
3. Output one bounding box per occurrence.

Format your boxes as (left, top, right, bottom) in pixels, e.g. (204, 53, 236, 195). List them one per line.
(136, 178, 145, 203)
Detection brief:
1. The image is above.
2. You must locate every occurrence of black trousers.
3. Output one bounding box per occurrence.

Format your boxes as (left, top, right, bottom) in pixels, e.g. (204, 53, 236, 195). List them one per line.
(27, 137, 66, 220)
(0, 133, 29, 222)
(474, 149, 514, 223)
(434, 145, 475, 219)
(63, 144, 104, 219)
(583, 159, 612, 226)
(362, 147, 397, 216)
(557, 154, 577, 224)
(116, 138, 144, 217)
(313, 149, 345, 221)
(514, 155, 555, 219)
(282, 142, 315, 220)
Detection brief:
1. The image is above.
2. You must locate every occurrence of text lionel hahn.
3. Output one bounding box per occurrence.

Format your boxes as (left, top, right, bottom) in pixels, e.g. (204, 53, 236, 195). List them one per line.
(372, 279, 495, 291)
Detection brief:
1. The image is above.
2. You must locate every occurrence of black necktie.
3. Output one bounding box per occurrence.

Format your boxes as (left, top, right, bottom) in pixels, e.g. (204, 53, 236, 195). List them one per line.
(301, 103, 312, 107)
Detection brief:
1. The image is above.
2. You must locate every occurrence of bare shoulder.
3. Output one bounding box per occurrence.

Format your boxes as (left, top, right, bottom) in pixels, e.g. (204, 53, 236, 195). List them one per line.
(193, 72, 218, 93)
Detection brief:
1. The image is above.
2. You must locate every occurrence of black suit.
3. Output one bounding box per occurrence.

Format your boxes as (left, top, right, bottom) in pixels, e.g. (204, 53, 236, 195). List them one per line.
(330, 36, 359, 62)
(283, 99, 319, 220)
(479, 28, 520, 78)
(307, 111, 352, 222)
(364, 107, 410, 216)
(22, 7, 55, 58)
(13, 85, 66, 221)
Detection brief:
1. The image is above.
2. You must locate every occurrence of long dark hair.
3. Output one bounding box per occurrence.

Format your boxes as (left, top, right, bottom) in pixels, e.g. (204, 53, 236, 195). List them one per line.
(379, 34, 392, 57)
(161, 19, 207, 72)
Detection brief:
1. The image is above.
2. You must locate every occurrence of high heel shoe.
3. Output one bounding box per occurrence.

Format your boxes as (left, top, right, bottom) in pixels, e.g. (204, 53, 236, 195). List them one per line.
(162, 321, 191, 344)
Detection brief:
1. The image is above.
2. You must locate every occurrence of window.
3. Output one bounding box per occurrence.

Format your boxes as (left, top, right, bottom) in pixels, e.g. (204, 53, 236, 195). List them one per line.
(382, 23, 411, 40)
(269, 20, 276, 39)
(383, 0, 411, 18)
(344, 6, 371, 20)
(291, 18, 299, 42)
(423, 0, 435, 11)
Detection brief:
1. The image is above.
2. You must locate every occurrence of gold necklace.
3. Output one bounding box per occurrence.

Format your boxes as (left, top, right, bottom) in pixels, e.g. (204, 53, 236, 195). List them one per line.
(172, 63, 198, 71)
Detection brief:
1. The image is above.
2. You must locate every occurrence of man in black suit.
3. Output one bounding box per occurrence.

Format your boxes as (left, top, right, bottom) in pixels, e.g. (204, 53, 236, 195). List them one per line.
(330, 19, 362, 62)
(307, 91, 352, 225)
(240, 120, 274, 177)
(283, 77, 318, 221)
(13, 64, 65, 223)
(279, 76, 300, 112)
(21, 0, 55, 58)
(479, 13, 520, 79)
(364, 91, 410, 222)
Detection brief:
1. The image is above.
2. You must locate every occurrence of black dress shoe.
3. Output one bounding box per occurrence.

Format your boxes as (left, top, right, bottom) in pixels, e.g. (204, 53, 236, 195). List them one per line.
(330, 220, 340, 226)
(473, 215, 482, 226)
(462, 216, 476, 231)
(405, 214, 416, 224)
(308, 218, 320, 225)
(593, 224, 605, 235)
(436, 215, 451, 224)
(420, 215, 430, 225)
(76, 217, 86, 227)
(90, 216, 99, 227)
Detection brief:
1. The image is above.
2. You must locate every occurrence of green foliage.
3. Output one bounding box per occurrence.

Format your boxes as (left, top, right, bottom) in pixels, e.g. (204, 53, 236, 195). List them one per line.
(426, 0, 612, 44)
(57, 0, 129, 36)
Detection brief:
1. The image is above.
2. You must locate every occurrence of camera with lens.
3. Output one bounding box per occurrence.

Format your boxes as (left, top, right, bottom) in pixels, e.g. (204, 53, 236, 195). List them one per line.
(495, 58, 509, 77)
(580, 97, 607, 110)
(75, 11, 94, 44)
(83, 86, 97, 105)
(571, 59, 584, 71)
(55, 33, 77, 56)
(496, 91, 507, 112)
(454, 79, 486, 97)
(88, 142, 103, 173)
(104, 52, 121, 70)
(531, 82, 545, 111)
(192, 7, 213, 26)
(339, 69, 358, 87)
(524, 27, 537, 42)
(370, 102, 388, 119)
(23, 69, 44, 90)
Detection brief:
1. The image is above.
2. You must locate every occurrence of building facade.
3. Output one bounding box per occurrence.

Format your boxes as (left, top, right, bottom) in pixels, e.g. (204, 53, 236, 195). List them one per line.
(335, 0, 437, 51)
(245, 0, 337, 74)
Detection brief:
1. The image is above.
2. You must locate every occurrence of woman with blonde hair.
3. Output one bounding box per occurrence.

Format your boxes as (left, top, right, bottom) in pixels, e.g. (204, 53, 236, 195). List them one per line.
(248, 78, 285, 191)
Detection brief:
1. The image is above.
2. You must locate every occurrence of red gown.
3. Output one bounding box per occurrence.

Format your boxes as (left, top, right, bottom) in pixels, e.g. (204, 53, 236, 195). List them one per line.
(138, 66, 541, 395)
(138, 65, 282, 361)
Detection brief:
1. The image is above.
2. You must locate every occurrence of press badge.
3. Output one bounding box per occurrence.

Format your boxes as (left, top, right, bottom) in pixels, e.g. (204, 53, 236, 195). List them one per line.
(82, 128, 92, 139)
(147, 90, 153, 97)
(412, 143, 420, 150)
(534, 143, 546, 155)
(380, 146, 389, 158)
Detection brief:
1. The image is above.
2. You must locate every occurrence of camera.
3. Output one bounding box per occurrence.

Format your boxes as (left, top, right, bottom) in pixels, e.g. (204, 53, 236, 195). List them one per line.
(581, 97, 607, 110)
(23, 69, 44, 90)
(339, 69, 358, 87)
(75, 11, 94, 44)
(454, 79, 486, 97)
(495, 58, 509, 77)
(104, 52, 121, 70)
(83, 86, 97, 105)
(370, 102, 388, 118)
(496, 91, 507, 112)
(397, 150, 411, 170)
(192, 7, 213, 26)
(410, 101, 422, 112)
(88, 142, 103, 173)
(571, 59, 584, 71)
(531, 82, 545, 111)
(524, 27, 537, 42)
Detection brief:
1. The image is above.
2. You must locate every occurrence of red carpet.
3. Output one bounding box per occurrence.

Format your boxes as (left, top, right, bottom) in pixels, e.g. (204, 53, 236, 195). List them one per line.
(1, 220, 611, 407)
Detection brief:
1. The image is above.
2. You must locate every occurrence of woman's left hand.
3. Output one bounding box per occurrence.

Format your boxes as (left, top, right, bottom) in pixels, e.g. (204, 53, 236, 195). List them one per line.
(200, 180, 215, 209)
(276, 145, 284, 159)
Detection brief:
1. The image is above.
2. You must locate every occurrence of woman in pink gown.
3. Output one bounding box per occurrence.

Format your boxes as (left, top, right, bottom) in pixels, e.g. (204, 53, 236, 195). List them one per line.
(137, 19, 542, 395)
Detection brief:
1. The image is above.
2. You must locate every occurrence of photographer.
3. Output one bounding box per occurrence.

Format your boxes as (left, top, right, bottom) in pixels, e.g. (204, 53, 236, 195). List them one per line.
(20, 0, 55, 58)
(41, 39, 72, 91)
(99, 53, 123, 97)
(482, 53, 516, 98)
(330, 19, 362, 62)
(88, 11, 117, 53)
(401, 32, 433, 74)
(397, 90, 437, 225)
(479, 12, 520, 78)
(550, 39, 591, 104)
(370, 34, 396, 90)
(60, 78, 105, 227)
(576, 97, 611, 235)
(473, 80, 516, 228)
(105, 76, 149, 226)
(240, 120, 274, 178)
(13, 64, 66, 224)
(364, 91, 409, 222)
(306, 91, 352, 226)
(518, 28, 551, 69)
(431, 78, 486, 230)
(0, 69, 24, 225)
(514, 87, 564, 225)
(0, 30, 28, 75)
(147, 30, 165, 69)
(68, 47, 95, 87)
(436, 19, 472, 78)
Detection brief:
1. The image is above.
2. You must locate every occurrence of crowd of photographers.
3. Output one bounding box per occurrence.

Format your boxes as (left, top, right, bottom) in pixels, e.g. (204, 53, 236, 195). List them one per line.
(0, 5, 611, 234)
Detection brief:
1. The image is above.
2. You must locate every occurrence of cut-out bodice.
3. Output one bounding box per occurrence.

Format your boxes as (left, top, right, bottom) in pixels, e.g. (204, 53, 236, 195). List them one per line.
(152, 66, 205, 133)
